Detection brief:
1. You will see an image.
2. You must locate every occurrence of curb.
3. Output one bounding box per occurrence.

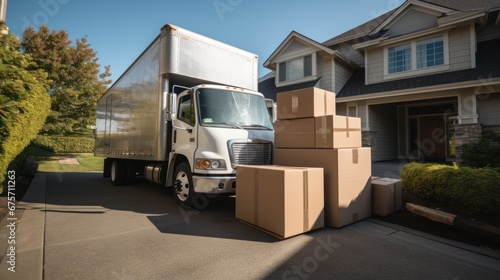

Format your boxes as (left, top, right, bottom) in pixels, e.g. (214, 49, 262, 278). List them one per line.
(406, 203, 500, 247)
(0, 173, 46, 279)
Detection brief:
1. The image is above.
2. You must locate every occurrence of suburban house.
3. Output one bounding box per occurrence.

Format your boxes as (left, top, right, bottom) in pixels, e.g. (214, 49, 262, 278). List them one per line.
(259, 0, 500, 163)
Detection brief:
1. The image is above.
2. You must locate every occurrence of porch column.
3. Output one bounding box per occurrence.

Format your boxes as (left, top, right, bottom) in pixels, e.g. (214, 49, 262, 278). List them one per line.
(454, 91, 480, 163)
(458, 91, 478, 124)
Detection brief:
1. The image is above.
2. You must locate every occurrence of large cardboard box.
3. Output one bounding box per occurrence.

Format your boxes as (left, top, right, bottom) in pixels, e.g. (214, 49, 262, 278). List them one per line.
(235, 165, 324, 239)
(371, 178, 403, 216)
(277, 87, 335, 120)
(274, 148, 372, 228)
(274, 118, 316, 148)
(316, 115, 362, 148)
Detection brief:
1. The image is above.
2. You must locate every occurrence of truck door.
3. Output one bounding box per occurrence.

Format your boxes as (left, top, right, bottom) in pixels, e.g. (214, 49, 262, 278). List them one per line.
(172, 92, 197, 160)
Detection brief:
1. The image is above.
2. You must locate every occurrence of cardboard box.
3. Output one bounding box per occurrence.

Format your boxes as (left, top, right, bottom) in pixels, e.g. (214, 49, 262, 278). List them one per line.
(371, 178, 403, 216)
(277, 87, 335, 120)
(235, 165, 324, 239)
(274, 118, 316, 148)
(316, 115, 362, 148)
(274, 148, 372, 228)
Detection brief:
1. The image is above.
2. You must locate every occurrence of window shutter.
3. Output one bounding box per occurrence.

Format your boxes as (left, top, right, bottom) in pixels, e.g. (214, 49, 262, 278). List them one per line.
(303, 55, 312, 77)
(279, 62, 286, 82)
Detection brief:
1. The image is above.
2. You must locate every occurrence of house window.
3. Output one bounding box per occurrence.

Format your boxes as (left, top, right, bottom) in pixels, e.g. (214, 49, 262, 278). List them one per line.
(278, 55, 313, 82)
(385, 35, 448, 78)
(416, 36, 444, 68)
(388, 43, 411, 73)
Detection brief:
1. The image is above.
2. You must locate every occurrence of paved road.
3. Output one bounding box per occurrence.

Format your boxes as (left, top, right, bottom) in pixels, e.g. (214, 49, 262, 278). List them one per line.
(2, 172, 500, 279)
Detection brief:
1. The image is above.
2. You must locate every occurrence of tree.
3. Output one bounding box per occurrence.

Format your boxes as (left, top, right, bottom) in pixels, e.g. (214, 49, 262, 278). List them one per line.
(21, 25, 112, 136)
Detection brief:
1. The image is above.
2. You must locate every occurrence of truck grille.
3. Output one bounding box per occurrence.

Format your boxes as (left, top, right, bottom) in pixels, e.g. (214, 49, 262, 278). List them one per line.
(230, 141, 272, 166)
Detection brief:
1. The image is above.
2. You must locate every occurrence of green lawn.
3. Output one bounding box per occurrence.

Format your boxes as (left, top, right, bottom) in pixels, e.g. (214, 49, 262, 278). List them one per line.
(29, 146, 104, 173)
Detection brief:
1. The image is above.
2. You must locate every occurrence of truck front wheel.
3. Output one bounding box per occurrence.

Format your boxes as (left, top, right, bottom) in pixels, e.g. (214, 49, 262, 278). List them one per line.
(173, 162, 196, 209)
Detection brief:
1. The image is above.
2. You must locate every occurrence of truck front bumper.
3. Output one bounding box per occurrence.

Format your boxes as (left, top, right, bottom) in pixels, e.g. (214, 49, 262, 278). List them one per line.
(192, 175, 236, 194)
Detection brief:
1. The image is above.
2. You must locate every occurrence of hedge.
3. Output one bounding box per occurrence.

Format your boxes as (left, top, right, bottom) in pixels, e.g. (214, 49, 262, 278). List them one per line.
(34, 135, 95, 153)
(0, 28, 51, 193)
(401, 162, 500, 215)
(460, 131, 500, 168)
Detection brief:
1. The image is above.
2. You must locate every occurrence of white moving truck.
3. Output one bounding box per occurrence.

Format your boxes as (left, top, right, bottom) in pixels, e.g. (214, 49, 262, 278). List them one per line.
(95, 24, 274, 208)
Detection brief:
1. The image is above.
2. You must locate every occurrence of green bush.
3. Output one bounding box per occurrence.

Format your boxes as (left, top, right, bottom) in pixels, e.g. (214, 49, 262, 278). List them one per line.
(461, 131, 500, 168)
(34, 135, 95, 153)
(401, 162, 500, 215)
(0, 27, 51, 193)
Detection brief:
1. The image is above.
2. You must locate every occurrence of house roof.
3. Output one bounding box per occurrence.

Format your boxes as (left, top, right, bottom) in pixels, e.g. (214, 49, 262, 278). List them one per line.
(259, 0, 500, 100)
(263, 31, 356, 71)
(337, 38, 500, 99)
(322, 0, 500, 47)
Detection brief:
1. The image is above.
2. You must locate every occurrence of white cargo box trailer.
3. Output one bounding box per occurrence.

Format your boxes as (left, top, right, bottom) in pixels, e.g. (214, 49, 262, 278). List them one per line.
(95, 24, 274, 208)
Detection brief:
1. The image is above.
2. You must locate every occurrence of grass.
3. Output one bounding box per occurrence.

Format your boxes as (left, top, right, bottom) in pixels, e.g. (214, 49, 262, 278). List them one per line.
(29, 146, 104, 173)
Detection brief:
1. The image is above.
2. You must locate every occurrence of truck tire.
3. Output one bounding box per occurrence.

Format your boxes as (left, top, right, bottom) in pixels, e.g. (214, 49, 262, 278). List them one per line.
(173, 162, 197, 209)
(111, 159, 127, 186)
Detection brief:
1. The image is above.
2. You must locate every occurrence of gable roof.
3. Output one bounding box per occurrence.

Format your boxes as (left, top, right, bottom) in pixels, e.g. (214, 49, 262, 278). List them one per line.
(322, 0, 500, 47)
(263, 31, 357, 70)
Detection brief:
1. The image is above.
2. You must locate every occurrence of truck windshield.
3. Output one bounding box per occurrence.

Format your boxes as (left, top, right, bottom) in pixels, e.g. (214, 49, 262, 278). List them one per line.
(197, 88, 273, 130)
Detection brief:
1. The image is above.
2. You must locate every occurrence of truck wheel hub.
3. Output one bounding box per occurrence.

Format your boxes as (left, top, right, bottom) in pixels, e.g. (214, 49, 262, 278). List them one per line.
(175, 172, 190, 201)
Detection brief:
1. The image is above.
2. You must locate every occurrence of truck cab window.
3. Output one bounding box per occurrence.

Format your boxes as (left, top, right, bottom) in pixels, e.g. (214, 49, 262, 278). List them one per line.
(178, 94, 195, 126)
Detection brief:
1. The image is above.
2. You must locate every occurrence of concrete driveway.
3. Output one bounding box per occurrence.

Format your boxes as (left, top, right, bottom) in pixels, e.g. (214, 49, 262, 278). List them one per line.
(1, 172, 500, 279)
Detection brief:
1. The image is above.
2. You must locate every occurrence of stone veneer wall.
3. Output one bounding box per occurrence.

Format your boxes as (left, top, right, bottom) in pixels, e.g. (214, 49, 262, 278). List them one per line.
(454, 123, 482, 163)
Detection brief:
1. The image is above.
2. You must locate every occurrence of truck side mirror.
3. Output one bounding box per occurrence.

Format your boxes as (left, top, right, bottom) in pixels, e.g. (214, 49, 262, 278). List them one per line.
(166, 92, 177, 121)
(272, 103, 277, 123)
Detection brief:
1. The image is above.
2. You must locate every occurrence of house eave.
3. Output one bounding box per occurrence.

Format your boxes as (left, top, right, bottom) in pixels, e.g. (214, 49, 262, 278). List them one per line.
(353, 25, 454, 50)
(336, 77, 500, 103)
(437, 10, 486, 27)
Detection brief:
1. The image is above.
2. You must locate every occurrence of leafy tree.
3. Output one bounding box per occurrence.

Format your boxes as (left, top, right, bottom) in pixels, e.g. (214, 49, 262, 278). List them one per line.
(21, 25, 112, 136)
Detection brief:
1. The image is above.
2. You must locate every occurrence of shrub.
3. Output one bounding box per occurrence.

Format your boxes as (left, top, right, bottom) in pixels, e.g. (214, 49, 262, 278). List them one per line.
(0, 28, 51, 193)
(461, 131, 500, 168)
(34, 135, 95, 153)
(401, 163, 500, 215)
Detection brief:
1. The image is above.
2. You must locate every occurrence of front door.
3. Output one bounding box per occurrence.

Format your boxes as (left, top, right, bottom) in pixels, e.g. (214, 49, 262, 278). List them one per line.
(419, 116, 446, 161)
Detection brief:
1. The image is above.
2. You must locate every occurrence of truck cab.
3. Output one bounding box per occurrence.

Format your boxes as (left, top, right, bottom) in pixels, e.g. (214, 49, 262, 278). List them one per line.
(163, 84, 274, 208)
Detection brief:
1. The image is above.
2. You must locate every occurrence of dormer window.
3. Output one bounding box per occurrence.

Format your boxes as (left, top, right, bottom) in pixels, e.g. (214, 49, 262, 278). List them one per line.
(278, 54, 314, 83)
(416, 36, 444, 68)
(388, 43, 412, 73)
(384, 35, 448, 80)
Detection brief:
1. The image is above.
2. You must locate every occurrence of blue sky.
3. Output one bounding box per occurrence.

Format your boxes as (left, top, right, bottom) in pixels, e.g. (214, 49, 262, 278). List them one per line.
(6, 0, 404, 82)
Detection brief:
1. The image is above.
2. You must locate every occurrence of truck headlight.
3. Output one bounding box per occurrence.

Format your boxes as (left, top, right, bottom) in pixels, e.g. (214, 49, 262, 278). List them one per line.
(195, 159, 226, 170)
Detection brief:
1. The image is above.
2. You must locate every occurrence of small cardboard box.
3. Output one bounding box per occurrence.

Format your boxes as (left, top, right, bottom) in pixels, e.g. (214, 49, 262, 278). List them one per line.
(274, 148, 372, 228)
(316, 115, 362, 148)
(277, 87, 335, 120)
(235, 165, 324, 239)
(371, 178, 403, 216)
(274, 118, 316, 148)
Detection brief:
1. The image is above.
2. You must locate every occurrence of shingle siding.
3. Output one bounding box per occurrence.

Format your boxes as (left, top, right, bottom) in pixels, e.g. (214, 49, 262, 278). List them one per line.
(317, 54, 333, 91)
(478, 93, 500, 126)
(477, 24, 500, 42)
(335, 61, 353, 93)
(448, 25, 472, 71)
(369, 104, 398, 161)
(366, 48, 384, 84)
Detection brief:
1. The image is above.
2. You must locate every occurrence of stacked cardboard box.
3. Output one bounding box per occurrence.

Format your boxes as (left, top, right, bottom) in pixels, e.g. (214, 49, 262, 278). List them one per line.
(235, 165, 324, 239)
(371, 177, 403, 216)
(274, 87, 372, 228)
